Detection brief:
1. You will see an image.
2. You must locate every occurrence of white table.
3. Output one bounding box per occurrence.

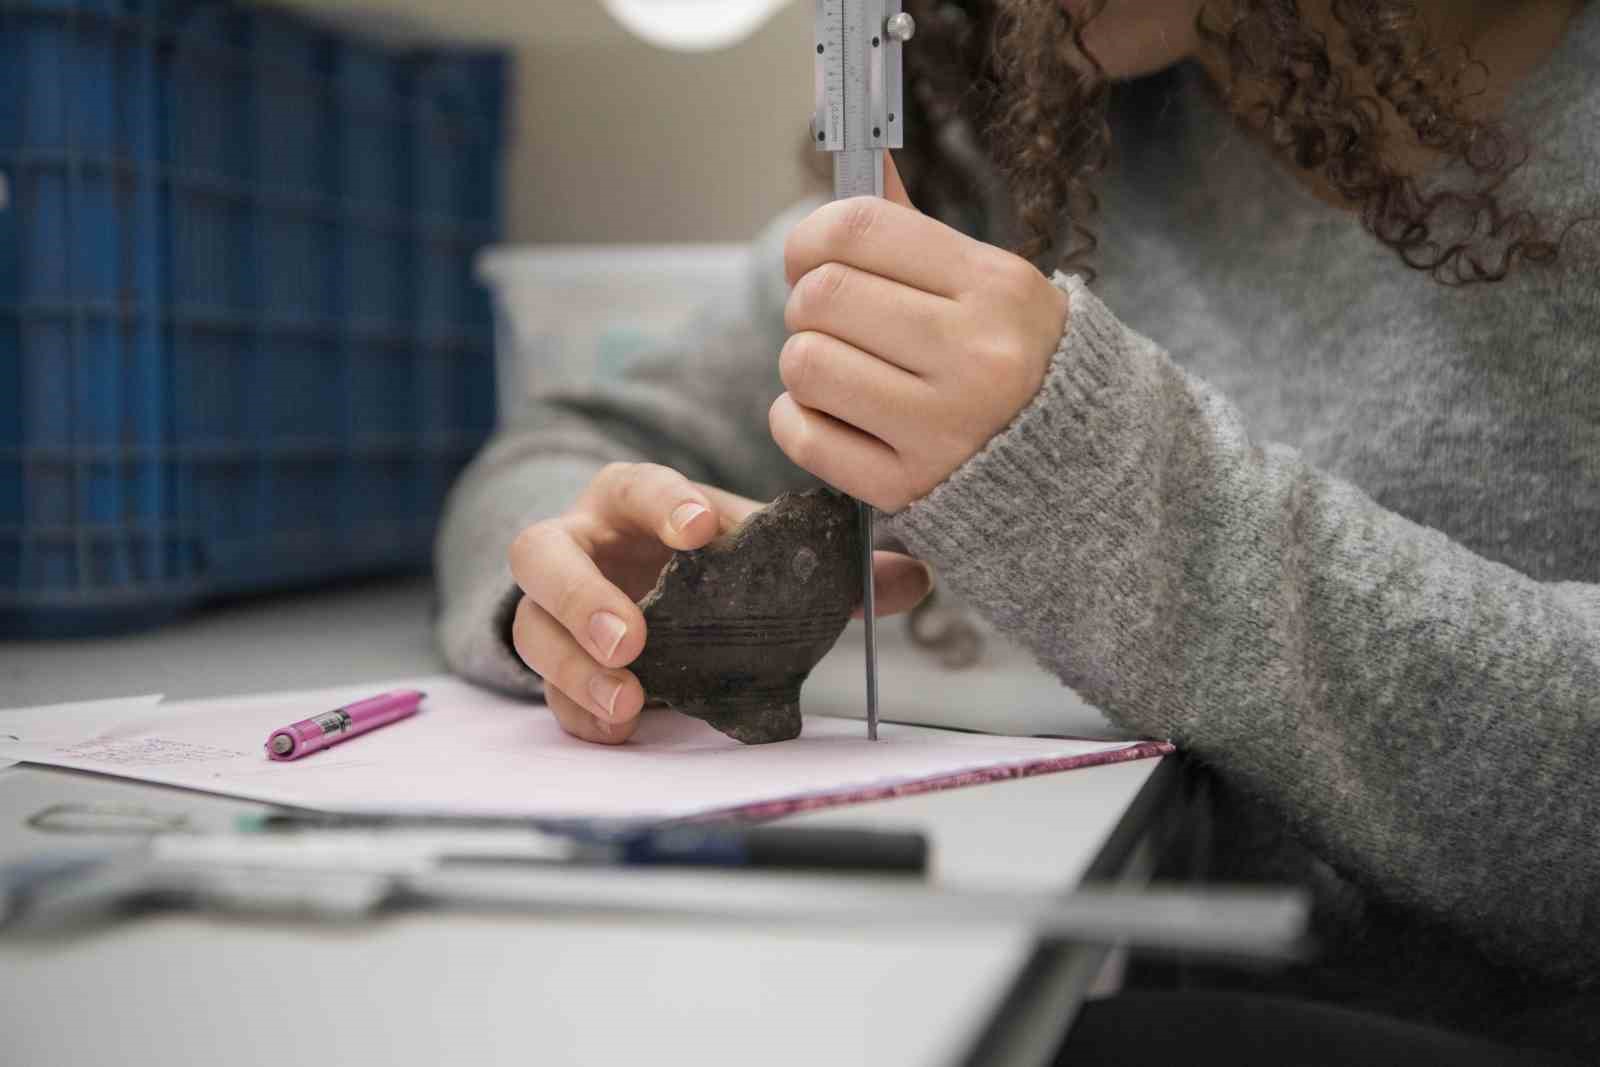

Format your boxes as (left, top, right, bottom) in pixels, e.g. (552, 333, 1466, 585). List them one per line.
(0, 580, 1178, 1067)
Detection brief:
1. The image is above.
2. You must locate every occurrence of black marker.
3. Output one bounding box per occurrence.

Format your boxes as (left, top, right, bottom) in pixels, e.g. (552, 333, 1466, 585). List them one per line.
(242, 813, 929, 876)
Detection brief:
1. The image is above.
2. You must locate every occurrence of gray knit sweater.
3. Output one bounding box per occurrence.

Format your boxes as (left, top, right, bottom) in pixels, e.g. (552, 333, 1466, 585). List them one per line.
(436, 9, 1600, 1048)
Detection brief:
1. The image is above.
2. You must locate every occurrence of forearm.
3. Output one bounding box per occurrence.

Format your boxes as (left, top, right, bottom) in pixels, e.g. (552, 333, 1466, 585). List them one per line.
(886, 274, 1600, 979)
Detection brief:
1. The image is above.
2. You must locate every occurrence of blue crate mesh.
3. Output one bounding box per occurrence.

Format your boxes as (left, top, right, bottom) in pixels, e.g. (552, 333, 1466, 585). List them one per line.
(0, 0, 505, 635)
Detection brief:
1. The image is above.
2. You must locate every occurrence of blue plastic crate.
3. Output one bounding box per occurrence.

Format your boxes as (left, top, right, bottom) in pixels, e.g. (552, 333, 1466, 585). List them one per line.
(0, 0, 505, 635)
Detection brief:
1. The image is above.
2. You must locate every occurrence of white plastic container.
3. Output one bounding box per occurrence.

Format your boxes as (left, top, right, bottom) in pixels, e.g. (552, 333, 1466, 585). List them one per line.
(476, 243, 751, 422)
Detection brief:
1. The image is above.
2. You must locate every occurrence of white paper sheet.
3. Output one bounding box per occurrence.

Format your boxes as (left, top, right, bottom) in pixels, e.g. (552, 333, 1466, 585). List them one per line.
(0, 694, 166, 774)
(0, 677, 1157, 822)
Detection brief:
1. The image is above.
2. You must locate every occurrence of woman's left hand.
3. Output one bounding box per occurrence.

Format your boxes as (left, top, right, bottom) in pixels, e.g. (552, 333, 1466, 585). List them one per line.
(773, 155, 1069, 512)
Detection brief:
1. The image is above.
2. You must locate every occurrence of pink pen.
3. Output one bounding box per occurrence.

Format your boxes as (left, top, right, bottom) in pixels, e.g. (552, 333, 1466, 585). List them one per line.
(265, 690, 425, 761)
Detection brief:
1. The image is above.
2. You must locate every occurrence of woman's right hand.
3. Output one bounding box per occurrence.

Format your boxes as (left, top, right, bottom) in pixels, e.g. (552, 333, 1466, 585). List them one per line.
(508, 462, 933, 745)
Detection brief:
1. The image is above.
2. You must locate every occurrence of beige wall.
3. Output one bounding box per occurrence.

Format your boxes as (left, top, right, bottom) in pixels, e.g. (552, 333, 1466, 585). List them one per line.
(509, 7, 817, 243)
(272, 0, 819, 243)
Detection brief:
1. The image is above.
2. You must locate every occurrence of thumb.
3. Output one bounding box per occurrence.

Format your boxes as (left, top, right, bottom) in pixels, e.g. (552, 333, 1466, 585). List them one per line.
(884, 151, 916, 211)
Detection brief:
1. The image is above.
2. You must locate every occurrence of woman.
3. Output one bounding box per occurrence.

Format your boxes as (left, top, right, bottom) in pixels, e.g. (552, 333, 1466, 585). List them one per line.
(436, 1, 1598, 1060)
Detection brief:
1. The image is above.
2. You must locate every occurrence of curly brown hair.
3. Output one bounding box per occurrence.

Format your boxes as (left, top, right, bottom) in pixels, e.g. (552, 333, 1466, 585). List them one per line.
(894, 0, 1584, 284)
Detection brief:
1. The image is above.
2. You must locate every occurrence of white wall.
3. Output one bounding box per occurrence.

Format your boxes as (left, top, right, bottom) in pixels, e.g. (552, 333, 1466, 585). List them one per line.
(272, 0, 820, 243)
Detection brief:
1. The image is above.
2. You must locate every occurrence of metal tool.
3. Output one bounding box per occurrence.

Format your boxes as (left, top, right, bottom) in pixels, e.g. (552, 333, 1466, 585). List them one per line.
(815, 0, 914, 741)
(0, 837, 1312, 963)
(243, 814, 931, 875)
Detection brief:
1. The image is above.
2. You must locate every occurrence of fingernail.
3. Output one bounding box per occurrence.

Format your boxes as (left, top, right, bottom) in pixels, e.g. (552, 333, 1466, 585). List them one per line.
(593, 717, 614, 739)
(589, 611, 628, 660)
(671, 502, 709, 533)
(589, 674, 624, 720)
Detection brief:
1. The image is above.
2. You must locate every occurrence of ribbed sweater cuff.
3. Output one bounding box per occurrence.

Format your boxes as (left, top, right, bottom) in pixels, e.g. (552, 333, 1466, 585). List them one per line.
(436, 569, 547, 701)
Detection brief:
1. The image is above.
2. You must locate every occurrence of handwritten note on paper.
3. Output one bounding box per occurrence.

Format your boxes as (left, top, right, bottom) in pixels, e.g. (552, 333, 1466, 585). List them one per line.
(54, 737, 247, 767)
(0, 676, 1168, 822)
(0, 694, 167, 774)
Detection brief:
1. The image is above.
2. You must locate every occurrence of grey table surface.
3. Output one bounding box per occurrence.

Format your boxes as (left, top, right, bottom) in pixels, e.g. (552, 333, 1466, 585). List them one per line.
(0, 578, 1167, 1067)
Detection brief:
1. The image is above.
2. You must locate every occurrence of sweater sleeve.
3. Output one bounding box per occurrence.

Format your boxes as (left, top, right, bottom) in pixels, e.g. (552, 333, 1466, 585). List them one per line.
(884, 272, 1600, 982)
(434, 211, 817, 698)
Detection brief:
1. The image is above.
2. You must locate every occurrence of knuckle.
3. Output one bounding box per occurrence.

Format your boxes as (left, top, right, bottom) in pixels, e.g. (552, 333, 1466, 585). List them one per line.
(512, 629, 540, 674)
(972, 330, 1025, 376)
(595, 460, 630, 485)
(613, 470, 640, 512)
(550, 568, 592, 626)
(779, 333, 819, 397)
(510, 597, 534, 651)
(774, 408, 813, 469)
(992, 252, 1042, 297)
(633, 461, 674, 482)
(631, 462, 682, 502)
(999, 328, 1033, 370)
(782, 427, 810, 469)
(511, 602, 555, 676)
(507, 526, 535, 568)
(817, 260, 851, 299)
(797, 262, 849, 320)
(834, 197, 880, 245)
(782, 228, 809, 287)
(544, 688, 584, 731)
(619, 462, 677, 515)
(509, 519, 559, 568)
(552, 645, 594, 696)
(595, 461, 639, 497)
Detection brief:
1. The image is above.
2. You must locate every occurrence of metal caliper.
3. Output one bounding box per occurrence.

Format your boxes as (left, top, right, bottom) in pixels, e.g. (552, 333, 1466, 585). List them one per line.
(813, 1, 915, 741)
